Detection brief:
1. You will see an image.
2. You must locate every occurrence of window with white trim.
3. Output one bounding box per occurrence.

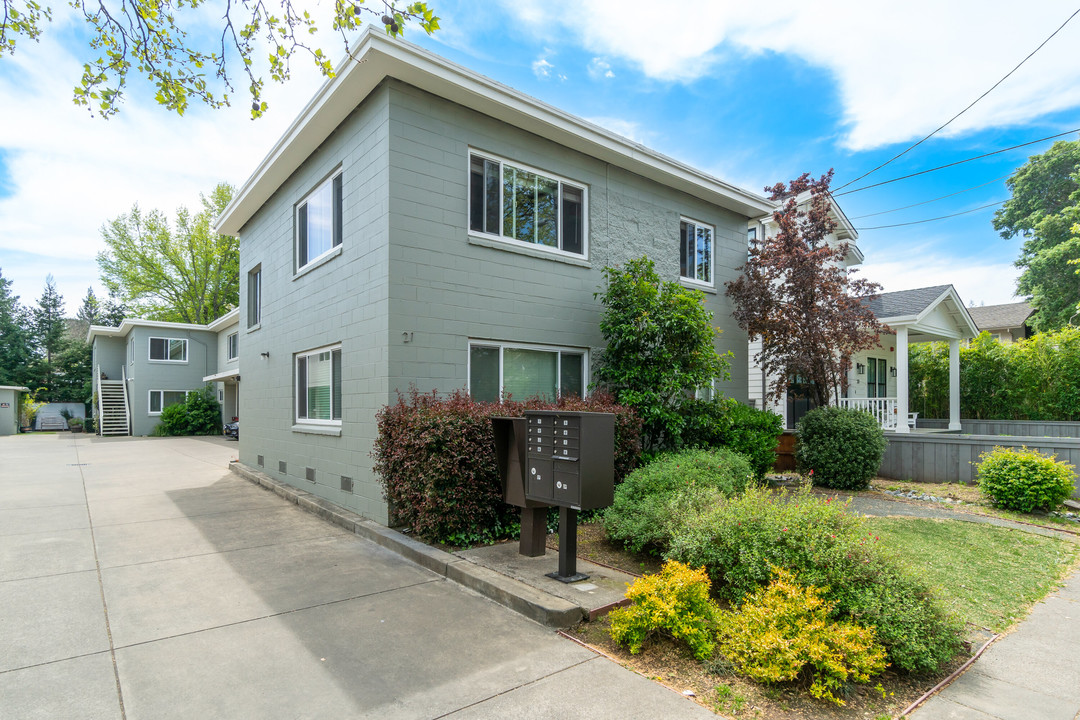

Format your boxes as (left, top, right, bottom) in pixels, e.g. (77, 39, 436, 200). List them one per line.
(295, 345, 342, 424)
(296, 171, 343, 271)
(247, 265, 261, 327)
(149, 337, 188, 362)
(468, 342, 586, 402)
(226, 332, 238, 361)
(469, 151, 586, 256)
(149, 390, 189, 414)
(679, 218, 713, 285)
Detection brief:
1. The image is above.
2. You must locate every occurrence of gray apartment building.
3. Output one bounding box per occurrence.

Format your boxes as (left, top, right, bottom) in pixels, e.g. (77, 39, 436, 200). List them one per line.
(215, 29, 773, 524)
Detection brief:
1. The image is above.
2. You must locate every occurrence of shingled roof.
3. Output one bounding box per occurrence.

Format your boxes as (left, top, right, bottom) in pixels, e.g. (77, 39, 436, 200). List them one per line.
(966, 302, 1034, 331)
(863, 285, 952, 321)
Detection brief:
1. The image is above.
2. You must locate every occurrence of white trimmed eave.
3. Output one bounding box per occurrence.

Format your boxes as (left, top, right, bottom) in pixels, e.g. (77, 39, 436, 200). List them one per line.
(215, 29, 773, 237)
(0, 385, 30, 392)
(207, 308, 240, 332)
(203, 368, 240, 383)
(878, 287, 979, 343)
(87, 318, 217, 344)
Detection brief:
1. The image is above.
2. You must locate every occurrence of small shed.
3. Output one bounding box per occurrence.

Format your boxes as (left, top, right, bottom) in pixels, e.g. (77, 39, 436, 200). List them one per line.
(0, 386, 30, 436)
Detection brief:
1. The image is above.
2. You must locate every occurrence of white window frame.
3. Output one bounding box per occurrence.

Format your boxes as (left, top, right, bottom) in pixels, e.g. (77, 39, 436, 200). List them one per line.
(226, 332, 239, 361)
(679, 217, 715, 288)
(294, 343, 342, 426)
(247, 265, 261, 329)
(295, 169, 343, 273)
(148, 337, 188, 363)
(467, 340, 589, 402)
(467, 149, 589, 260)
(148, 389, 192, 415)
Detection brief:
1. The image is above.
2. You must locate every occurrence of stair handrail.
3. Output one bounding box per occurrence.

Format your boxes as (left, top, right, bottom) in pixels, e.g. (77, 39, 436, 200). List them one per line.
(121, 364, 131, 435)
(95, 364, 104, 436)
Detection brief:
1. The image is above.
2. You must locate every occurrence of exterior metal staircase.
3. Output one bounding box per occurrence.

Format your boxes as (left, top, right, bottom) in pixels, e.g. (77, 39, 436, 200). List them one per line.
(96, 365, 131, 436)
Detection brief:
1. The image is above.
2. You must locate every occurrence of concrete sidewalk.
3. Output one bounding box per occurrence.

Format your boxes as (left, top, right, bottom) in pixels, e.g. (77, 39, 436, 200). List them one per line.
(910, 567, 1080, 720)
(0, 433, 712, 720)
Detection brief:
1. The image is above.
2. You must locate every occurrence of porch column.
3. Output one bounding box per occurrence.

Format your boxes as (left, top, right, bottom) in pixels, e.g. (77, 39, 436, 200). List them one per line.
(895, 327, 910, 433)
(948, 338, 961, 430)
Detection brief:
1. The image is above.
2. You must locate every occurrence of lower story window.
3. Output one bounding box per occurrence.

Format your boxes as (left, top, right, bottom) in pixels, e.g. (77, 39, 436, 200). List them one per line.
(149, 390, 189, 415)
(469, 341, 586, 402)
(296, 345, 342, 423)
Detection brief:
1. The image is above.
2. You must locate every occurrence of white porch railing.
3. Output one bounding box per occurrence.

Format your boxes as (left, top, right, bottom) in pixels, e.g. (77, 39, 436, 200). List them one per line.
(837, 397, 898, 430)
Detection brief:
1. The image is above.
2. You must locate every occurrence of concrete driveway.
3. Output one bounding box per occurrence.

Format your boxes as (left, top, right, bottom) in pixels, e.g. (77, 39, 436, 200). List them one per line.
(0, 434, 712, 719)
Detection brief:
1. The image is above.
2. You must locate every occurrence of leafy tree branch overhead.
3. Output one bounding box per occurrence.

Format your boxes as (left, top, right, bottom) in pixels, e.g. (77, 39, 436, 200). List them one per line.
(0, 0, 438, 117)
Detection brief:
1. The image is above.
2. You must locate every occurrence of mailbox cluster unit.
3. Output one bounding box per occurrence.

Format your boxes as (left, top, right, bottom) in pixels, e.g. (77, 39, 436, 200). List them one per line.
(524, 410, 614, 510)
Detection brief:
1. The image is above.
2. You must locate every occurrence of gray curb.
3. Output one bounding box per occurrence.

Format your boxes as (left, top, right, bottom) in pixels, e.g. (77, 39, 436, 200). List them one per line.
(229, 461, 585, 628)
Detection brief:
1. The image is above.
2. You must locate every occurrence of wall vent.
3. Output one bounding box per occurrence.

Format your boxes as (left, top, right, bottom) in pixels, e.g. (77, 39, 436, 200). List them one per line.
(278, 461, 287, 475)
(306, 467, 316, 483)
(257, 455, 264, 467)
(340, 476, 353, 493)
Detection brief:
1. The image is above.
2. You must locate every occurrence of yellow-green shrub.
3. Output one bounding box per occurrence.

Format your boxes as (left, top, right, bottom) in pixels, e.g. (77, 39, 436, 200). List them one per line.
(976, 446, 1076, 512)
(608, 560, 720, 660)
(717, 568, 887, 706)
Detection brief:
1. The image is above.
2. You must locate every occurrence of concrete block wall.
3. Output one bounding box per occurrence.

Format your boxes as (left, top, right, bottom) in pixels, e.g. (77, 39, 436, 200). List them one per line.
(237, 84, 394, 523)
(385, 81, 750, 405)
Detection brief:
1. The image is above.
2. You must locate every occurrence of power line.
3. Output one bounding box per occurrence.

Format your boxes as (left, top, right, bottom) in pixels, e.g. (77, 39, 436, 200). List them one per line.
(854, 200, 1005, 230)
(848, 173, 1012, 219)
(833, 6, 1080, 192)
(832, 127, 1080, 197)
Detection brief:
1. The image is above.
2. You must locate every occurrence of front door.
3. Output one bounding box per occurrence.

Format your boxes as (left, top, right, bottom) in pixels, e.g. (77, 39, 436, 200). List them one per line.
(867, 358, 887, 398)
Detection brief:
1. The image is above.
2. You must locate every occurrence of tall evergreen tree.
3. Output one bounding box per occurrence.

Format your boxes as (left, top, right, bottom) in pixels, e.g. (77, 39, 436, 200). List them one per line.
(32, 275, 67, 366)
(0, 268, 33, 388)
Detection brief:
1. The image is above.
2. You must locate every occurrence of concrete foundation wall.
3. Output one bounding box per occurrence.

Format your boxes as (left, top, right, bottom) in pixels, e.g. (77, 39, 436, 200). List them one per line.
(879, 432, 1080, 498)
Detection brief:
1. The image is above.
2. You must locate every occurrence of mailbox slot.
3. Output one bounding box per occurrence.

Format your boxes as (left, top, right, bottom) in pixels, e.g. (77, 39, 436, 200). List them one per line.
(523, 410, 614, 510)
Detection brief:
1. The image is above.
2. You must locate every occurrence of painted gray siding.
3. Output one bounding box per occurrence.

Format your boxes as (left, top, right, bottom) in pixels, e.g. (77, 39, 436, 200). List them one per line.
(126, 326, 219, 436)
(92, 337, 127, 380)
(0, 388, 21, 435)
(385, 81, 750, 404)
(237, 83, 393, 523)
(236, 79, 756, 525)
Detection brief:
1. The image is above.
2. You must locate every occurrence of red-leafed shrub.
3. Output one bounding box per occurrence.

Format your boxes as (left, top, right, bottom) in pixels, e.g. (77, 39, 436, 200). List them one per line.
(373, 388, 642, 546)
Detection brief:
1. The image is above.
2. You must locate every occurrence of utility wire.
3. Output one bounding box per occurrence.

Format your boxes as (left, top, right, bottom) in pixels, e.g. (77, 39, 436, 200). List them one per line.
(832, 127, 1080, 197)
(833, 6, 1080, 192)
(854, 200, 1005, 230)
(848, 173, 1012, 219)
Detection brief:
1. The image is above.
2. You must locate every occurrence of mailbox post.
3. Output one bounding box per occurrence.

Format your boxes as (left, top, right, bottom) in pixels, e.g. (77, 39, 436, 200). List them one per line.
(524, 410, 615, 582)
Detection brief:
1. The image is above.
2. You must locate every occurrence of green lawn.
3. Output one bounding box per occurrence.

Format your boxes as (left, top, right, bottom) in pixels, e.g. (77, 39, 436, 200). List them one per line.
(867, 517, 1080, 631)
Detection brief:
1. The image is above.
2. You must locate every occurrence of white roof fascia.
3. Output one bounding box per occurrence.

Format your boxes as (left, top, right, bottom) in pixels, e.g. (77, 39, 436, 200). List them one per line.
(913, 286, 979, 338)
(86, 318, 219, 344)
(215, 29, 773, 237)
(202, 368, 240, 383)
(207, 308, 240, 332)
(0, 385, 31, 392)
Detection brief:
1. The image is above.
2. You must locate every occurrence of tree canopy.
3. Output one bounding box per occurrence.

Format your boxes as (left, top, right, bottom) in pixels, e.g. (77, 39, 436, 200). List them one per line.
(594, 256, 731, 453)
(98, 182, 238, 324)
(0, 0, 438, 118)
(0, 267, 33, 388)
(993, 139, 1080, 331)
(726, 171, 885, 409)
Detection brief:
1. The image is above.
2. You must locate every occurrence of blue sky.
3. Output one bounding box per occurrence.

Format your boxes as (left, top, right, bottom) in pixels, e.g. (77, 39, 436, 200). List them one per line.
(2, 0, 1080, 315)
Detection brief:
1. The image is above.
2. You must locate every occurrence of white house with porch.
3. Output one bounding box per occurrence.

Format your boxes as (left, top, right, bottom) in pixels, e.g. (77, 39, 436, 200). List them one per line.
(838, 285, 979, 433)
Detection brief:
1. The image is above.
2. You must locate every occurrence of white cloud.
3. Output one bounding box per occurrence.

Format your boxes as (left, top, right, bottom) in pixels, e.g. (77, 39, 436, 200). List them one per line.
(859, 249, 1022, 307)
(588, 57, 614, 79)
(499, 0, 1080, 150)
(532, 55, 555, 80)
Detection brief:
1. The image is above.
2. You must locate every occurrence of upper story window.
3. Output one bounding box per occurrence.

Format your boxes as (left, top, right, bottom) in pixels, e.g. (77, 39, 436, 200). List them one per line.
(296, 344, 342, 425)
(149, 337, 188, 363)
(468, 341, 586, 403)
(226, 332, 239, 361)
(680, 218, 713, 286)
(247, 265, 261, 328)
(296, 171, 343, 272)
(469, 151, 586, 257)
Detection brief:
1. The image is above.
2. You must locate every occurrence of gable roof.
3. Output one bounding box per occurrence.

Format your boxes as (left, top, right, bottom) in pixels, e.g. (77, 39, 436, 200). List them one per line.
(863, 285, 953, 321)
(863, 285, 979, 341)
(215, 28, 773, 237)
(966, 301, 1034, 331)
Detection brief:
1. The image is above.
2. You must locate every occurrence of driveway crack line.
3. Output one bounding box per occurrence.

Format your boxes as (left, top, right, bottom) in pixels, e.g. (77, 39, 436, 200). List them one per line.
(73, 435, 128, 720)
